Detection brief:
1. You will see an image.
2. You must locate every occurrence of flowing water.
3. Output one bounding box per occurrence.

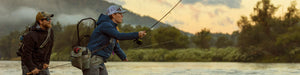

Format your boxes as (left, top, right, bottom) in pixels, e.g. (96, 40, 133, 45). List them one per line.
(0, 61, 299, 75)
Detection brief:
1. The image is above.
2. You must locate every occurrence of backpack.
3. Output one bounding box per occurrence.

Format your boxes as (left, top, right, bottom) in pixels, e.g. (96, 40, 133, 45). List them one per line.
(70, 17, 110, 70)
(16, 25, 51, 57)
(16, 26, 31, 57)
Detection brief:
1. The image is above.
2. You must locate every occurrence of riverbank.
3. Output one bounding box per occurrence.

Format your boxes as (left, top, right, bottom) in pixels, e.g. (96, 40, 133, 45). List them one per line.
(45, 47, 300, 63)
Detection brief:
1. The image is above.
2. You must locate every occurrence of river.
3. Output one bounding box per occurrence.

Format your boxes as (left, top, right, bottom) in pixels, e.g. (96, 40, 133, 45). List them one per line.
(0, 61, 299, 75)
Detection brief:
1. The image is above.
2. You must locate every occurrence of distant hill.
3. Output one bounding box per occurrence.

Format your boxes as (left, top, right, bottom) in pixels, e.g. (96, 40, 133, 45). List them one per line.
(0, 0, 189, 38)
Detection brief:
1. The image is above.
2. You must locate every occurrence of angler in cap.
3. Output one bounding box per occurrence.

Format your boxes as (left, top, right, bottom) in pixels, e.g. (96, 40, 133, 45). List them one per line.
(84, 5, 147, 75)
(20, 11, 54, 75)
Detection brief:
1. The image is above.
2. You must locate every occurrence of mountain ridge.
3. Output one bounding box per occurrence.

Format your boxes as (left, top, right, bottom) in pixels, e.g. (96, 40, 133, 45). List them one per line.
(0, 0, 193, 38)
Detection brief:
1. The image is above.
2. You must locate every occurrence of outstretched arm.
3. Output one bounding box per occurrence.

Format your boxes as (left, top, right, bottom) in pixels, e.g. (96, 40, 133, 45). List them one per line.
(100, 23, 139, 40)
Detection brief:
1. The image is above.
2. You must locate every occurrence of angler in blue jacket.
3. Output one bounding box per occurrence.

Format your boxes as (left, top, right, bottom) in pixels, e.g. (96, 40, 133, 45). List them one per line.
(85, 5, 147, 75)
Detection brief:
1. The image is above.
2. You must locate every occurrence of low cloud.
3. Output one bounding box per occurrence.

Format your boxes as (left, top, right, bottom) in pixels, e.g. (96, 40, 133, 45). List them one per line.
(0, 6, 94, 26)
(54, 14, 89, 25)
(182, 0, 242, 8)
(105, 0, 126, 5)
(0, 7, 37, 26)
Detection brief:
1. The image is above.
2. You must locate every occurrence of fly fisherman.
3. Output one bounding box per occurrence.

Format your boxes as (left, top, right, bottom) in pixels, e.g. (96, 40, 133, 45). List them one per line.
(84, 5, 147, 75)
(21, 11, 54, 75)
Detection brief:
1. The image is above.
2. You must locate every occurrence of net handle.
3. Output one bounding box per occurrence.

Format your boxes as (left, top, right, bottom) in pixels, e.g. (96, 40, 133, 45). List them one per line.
(76, 18, 97, 46)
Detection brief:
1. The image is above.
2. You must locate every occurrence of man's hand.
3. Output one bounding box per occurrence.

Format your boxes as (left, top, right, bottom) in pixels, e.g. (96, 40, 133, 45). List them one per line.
(43, 64, 49, 69)
(123, 58, 128, 61)
(31, 68, 40, 75)
(138, 31, 147, 38)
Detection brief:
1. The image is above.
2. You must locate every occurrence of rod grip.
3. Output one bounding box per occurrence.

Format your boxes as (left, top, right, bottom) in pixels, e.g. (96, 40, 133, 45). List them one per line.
(134, 39, 143, 45)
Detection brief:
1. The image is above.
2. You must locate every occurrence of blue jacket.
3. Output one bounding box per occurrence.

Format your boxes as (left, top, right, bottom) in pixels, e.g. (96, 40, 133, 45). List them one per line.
(87, 14, 139, 60)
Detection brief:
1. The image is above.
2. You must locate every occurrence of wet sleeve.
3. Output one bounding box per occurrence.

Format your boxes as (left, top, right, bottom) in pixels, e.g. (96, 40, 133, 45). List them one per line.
(100, 23, 139, 40)
(114, 43, 127, 60)
(22, 34, 37, 71)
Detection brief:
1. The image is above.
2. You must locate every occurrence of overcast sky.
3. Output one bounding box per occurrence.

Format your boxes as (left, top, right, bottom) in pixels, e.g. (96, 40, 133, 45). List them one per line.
(106, 0, 299, 34)
(0, 0, 298, 34)
(0, 0, 99, 27)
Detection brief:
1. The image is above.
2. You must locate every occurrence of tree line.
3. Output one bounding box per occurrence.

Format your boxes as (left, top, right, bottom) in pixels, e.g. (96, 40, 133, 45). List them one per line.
(0, 0, 299, 62)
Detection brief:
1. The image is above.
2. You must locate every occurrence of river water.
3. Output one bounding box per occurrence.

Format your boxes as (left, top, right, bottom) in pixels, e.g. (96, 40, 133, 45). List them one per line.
(0, 61, 299, 75)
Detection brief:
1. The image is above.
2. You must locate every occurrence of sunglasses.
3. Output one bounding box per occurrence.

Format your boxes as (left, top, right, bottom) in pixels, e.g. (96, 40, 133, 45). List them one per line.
(41, 18, 51, 21)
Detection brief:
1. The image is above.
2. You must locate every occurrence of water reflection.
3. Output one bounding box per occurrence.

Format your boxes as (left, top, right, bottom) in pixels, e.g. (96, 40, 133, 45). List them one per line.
(0, 61, 299, 75)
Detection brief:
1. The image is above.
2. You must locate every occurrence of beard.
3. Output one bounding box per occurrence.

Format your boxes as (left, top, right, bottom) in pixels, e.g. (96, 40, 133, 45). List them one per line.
(45, 23, 52, 28)
(41, 22, 52, 29)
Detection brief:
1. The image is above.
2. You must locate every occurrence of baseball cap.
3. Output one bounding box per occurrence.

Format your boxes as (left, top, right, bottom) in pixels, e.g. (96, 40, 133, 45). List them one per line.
(36, 11, 54, 21)
(106, 5, 126, 15)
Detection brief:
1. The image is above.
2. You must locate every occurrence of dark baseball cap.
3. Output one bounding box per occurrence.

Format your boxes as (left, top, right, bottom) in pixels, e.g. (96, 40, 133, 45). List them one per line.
(36, 11, 54, 21)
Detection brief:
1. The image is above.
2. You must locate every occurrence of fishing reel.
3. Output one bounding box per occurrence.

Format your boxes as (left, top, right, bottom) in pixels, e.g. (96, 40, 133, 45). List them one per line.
(134, 38, 143, 45)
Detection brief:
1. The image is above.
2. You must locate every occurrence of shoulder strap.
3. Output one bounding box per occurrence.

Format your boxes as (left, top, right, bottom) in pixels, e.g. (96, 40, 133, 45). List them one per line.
(39, 29, 51, 48)
(91, 43, 110, 54)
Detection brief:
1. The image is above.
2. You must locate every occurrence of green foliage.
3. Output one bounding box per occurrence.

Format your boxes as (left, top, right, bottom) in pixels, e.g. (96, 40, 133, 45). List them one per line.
(52, 25, 77, 53)
(191, 28, 212, 49)
(0, 31, 19, 59)
(110, 47, 247, 62)
(251, 0, 278, 37)
(237, 0, 300, 58)
(151, 26, 189, 50)
(276, 26, 300, 52)
(52, 22, 63, 32)
(51, 47, 71, 61)
(126, 49, 168, 61)
(215, 35, 233, 48)
(230, 31, 240, 47)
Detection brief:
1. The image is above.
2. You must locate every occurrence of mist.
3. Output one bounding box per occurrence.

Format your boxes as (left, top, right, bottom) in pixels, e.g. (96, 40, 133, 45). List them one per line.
(0, 0, 114, 37)
(0, 0, 105, 26)
(0, 0, 171, 37)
